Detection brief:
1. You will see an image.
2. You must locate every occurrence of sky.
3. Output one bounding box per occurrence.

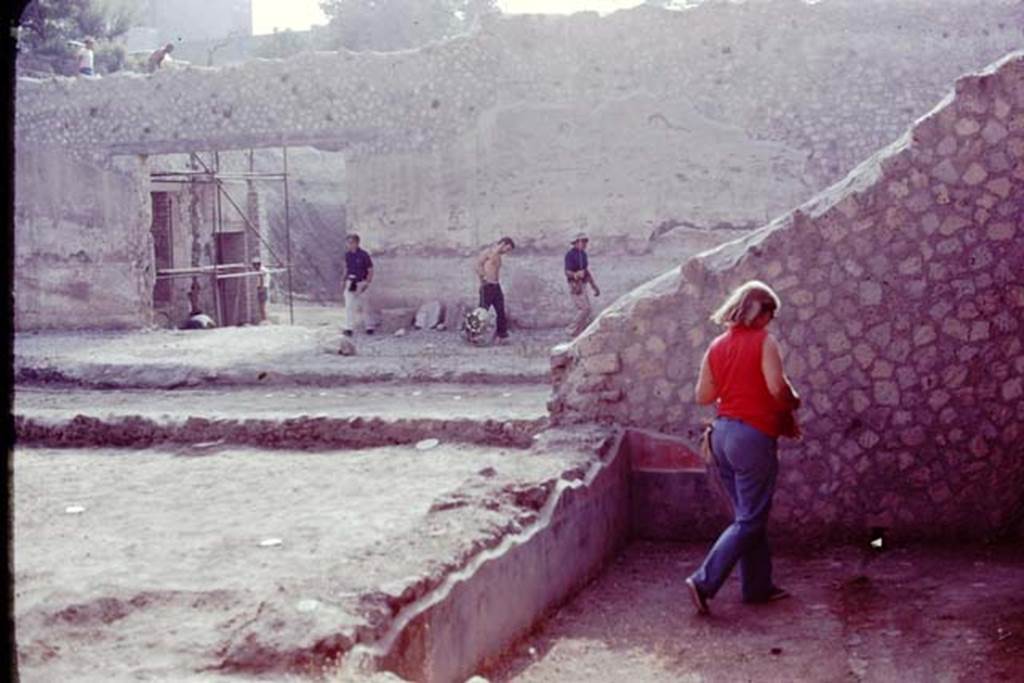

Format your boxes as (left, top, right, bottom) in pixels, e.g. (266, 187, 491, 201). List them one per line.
(251, 1, 646, 35)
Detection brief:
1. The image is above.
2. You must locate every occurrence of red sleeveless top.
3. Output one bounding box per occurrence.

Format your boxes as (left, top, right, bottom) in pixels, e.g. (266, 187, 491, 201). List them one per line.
(708, 326, 784, 438)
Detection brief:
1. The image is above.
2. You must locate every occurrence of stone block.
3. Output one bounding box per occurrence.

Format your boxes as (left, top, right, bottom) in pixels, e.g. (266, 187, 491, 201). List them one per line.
(852, 343, 875, 368)
(1002, 378, 1023, 401)
(859, 281, 883, 306)
(939, 215, 970, 235)
(873, 381, 900, 406)
(931, 159, 960, 184)
(969, 321, 990, 342)
(549, 343, 574, 370)
(955, 118, 981, 136)
(413, 301, 445, 329)
(936, 136, 958, 156)
(581, 352, 621, 375)
(987, 222, 1016, 240)
(985, 177, 1012, 198)
(871, 360, 894, 379)
(913, 325, 937, 347)
(645, 336, 667, 355)
(378, 307, 417, 333)
(981, 120, 1009, 145)
(577, 376, 609, 394)
(941, 317, 969, 341)
(962, 163, 988, 186)
(826, 331, 851, 354)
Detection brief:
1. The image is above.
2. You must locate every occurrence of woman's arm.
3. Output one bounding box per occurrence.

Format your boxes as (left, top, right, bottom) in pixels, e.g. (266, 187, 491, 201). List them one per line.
(694, 348, 718, 405)
(762, 334, 801, 409)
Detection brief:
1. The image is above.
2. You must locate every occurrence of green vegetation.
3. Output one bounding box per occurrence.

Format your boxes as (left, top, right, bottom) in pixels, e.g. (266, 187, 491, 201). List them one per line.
(17, 0, 136, 75)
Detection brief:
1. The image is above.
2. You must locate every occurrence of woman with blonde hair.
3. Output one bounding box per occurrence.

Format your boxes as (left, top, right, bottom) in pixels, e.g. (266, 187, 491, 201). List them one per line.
(685, 280, 801, 615)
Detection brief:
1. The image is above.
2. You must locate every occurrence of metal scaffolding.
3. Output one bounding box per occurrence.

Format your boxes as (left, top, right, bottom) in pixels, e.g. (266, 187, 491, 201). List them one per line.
(149, 146, 295, 325)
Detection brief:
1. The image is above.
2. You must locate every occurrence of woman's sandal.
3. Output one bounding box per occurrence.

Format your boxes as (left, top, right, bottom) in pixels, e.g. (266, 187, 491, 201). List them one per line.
(685, 577, 710, 615)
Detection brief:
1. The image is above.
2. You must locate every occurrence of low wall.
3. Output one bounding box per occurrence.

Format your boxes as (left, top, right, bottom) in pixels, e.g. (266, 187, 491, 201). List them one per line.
(550, 52, 1024, 543)
(625, 428, 730, 542)
(354, 429, 631, 682)
(366, 230, 742, 329)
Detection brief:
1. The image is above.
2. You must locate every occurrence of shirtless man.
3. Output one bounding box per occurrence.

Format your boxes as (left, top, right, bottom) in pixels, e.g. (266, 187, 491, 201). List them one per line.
(474, 236, 516, 342)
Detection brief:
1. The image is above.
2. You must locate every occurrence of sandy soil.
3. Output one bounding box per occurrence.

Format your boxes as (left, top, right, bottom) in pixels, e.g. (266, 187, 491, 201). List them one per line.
(487, 541, 1024, 682)
(14, 324, 561, 389)
(14, 441, 598, 682)
(14, 383, 549, 423)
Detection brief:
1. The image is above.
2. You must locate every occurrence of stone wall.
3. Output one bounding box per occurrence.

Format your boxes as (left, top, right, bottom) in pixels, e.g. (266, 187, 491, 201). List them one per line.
(17, 1, 1022, 240)
(14, 148, 154, 330)
(549, 52, 1024, 542)
(364, 228, 745, 330)
(14, 1, 1024, 329)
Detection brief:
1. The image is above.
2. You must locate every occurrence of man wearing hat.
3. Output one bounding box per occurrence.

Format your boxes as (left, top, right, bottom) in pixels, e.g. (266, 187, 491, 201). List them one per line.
(564, 232, 600, 337)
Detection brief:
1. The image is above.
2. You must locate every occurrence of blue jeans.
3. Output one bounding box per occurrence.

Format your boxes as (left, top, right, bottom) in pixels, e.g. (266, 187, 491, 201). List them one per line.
(689, 416, 779, 602)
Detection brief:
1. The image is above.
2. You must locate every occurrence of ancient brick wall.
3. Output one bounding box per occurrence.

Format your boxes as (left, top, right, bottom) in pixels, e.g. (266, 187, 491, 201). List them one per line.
(549, 52, 1024, 541)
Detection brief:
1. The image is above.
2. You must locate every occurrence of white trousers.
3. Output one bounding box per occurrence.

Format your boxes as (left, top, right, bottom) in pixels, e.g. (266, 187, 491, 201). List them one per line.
(567, 289, 592, 337)
(343, 287, 373, 332)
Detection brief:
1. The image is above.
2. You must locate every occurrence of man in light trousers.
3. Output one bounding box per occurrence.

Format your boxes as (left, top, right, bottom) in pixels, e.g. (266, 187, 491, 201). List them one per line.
(564, 232, 600, 338)
(342, 233, 375, 336)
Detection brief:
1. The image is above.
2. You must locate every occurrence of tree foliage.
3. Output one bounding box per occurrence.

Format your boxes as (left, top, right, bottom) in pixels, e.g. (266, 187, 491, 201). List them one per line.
(319, 0, 498, 52)
(254, 28, 313, 61)
(18, 0, 135, 74)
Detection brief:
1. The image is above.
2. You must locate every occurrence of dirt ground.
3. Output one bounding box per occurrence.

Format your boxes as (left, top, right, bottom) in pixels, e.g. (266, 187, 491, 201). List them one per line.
(14, 383, 549, 423)
(15, 302, 1023, 683)
(487, 541, 1024, 683)
(13, 440, 599, 682)
(14, 303, 563, 389)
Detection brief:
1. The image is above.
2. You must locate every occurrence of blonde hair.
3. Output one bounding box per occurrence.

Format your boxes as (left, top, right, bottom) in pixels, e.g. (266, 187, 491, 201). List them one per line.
(710, 280, 781, 326)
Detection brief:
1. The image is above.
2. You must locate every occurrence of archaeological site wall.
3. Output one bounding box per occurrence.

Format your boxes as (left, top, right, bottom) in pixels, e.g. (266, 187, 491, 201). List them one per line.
(549, 51, 1024, 542)
(13, 149, 153, 329)
(14, 0, 1024, 329)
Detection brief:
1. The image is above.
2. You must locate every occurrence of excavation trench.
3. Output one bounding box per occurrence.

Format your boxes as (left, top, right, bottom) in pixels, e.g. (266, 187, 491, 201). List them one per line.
(14, 414, 545, 450)
(342, 428, 716, 682)
(13, 384, 552, 450)
(13, 423, 721, 683)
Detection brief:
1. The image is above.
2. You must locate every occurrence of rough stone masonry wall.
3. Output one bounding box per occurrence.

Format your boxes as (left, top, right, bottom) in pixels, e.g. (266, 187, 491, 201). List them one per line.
(14, 1, 1024, 329)
(17, 1, 1022, 246)
(550, 52, 1024, 542)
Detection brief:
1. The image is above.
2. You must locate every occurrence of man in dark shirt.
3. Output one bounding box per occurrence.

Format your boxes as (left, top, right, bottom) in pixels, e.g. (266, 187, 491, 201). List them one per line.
(564, 232, 600, 337)
(147, 42, 175, 72)
(342, 234, 374, 336)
